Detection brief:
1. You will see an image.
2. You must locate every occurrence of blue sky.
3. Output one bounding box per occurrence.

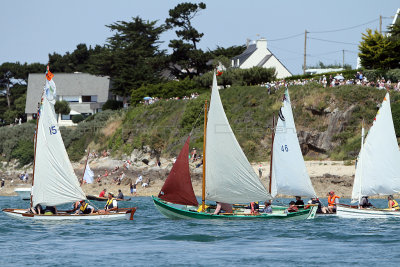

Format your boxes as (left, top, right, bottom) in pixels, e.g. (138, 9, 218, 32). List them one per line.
(1, 0, 398, 74)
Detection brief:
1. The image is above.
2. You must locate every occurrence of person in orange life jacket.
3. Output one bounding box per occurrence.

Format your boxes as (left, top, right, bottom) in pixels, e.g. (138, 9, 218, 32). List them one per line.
(75, 200, 95, 214)
(323, 191, 340, 213)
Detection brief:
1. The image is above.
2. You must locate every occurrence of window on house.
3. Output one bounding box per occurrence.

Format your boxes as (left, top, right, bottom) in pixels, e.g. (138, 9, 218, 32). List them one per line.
(63, 96, 79, 103)
(82, 95, 98, 102)
(61, 114, 71, 120)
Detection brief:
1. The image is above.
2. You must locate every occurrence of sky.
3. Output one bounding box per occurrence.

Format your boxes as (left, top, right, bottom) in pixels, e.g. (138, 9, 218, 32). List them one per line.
(1, 0, 399, 75)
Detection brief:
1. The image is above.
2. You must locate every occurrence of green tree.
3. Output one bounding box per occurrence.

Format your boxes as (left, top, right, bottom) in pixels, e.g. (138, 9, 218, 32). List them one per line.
(54, 100, 71, 116)
(165, 2, 210, 78)
(91, 17, 165, 99)
(359, 29, 398, 69)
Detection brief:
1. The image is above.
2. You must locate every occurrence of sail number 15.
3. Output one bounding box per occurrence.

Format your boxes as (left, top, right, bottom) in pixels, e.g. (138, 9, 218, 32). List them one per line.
(49, 126, 57, 135)
(281, 145, 288, 152)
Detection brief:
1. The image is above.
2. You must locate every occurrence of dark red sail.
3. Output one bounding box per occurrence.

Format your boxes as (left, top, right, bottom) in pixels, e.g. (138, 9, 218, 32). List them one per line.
(158, 136, 198, 206)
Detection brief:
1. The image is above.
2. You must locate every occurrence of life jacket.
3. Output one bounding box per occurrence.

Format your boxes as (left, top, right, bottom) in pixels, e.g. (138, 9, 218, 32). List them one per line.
(105, 198, 115, 209)
(328, 195, 340, 207)
(389, 199, 400, 210)
(79, 203, 92, 214)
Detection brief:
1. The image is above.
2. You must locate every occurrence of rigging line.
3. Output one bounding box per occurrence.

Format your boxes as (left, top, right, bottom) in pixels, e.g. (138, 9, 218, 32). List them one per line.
(268, 32, 304, 42)
(189, 102, 206, 136)
(309, 18, 379, 34)
(308, 37, 359, 45)
(310, 50, 343, 57)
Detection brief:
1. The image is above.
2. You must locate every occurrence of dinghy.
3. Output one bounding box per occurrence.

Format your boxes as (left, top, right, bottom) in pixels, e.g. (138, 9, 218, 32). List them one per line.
(14, 187, 31, 200)
(153, 73, 317, 220)
(337, 92, 400, 218)
(3, 68, 136, 221)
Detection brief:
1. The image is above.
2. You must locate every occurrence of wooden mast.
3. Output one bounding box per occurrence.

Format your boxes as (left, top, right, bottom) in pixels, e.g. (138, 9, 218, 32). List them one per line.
(269, 114, 276, 195)
(202, 100, 207, 212)
(80, 148, 91, 185)
(30, 100, 41, 209)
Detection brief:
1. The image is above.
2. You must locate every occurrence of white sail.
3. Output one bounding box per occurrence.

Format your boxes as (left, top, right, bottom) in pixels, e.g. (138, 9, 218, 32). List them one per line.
(351, 92, 400, 202)
(205, 73, 271, 204)
(83, 162, 94, 184)
(271, 89, 316, 198)
(32, 96, 86, 207)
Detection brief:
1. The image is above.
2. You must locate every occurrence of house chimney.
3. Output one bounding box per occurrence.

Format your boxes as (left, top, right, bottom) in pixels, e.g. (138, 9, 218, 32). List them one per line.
(246, 38, 250, 48)
(256, 38, 267, 50)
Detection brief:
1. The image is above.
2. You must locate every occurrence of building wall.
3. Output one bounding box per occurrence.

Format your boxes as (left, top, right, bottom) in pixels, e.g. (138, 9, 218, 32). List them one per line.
(237, 39, 292, 79)
(262, 55, 292, 79)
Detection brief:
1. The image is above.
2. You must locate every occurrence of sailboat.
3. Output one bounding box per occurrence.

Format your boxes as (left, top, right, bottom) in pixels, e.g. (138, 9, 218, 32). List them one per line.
(152, 73, 317, 219)
(271, 89, 317, 199)
(337, 92, 400, 218)
(3, 68, 136, 220)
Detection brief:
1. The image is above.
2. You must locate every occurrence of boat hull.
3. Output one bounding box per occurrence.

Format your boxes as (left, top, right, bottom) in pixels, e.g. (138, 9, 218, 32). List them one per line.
(2, 208, 136, 221)
(152, 196, 317, 220)
(14, 188, 31, 200)
(337, 205, 400, 218)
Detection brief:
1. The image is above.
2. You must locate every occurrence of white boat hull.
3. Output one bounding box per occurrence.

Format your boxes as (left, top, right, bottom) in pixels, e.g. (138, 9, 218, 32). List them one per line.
(14, 188, 31, 200)
(337, 205, 400, 218)
(2, 208, 136, 221)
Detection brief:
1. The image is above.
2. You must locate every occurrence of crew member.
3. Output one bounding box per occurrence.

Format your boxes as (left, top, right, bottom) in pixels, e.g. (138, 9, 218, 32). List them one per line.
(75, 200, 95, 214)
(104, 192, 118, 212)
(388, 195, 400, 210)
(295, 196, 304, 209)
(327, 191, 340, 213)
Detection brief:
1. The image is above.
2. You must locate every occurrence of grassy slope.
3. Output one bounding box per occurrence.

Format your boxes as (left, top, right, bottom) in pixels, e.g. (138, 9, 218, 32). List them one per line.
(103, 83, 400, 162)
(2, 83, 395, 166)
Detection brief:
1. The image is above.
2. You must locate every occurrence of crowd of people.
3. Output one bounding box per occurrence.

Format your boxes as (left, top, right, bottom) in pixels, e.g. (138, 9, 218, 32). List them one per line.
(142, 92, 199, 105)
(262, 72, 400, 93)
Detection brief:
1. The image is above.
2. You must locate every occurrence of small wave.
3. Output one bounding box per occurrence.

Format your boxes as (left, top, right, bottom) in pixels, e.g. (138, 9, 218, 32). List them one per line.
(157, 234, 229, 242)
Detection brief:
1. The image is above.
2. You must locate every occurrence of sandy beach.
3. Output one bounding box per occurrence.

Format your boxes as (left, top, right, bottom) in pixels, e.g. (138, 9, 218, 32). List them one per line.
(0, 155, 360, 199)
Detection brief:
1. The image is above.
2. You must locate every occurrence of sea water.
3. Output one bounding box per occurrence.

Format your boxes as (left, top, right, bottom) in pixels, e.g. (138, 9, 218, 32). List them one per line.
(1, 196, 400, 266)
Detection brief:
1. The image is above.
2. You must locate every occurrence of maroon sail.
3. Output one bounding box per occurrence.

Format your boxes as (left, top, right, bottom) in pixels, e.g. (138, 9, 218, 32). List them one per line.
(158, 136, 198, 206)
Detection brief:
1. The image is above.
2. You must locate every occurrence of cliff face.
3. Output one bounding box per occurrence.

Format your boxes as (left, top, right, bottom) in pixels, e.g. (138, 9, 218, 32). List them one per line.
(298, 105, 356, 155)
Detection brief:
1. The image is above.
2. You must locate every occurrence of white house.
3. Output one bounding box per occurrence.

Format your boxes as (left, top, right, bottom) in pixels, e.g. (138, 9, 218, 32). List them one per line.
(232, 38, 292, 79)
(25, 73, 112, 126)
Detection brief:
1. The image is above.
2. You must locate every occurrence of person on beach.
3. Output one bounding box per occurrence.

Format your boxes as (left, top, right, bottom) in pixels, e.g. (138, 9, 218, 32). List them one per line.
(99, 188, 106, 198)
(75, 200, 95, 214)
(387, 195, 399, 210)
(295, 196, 304, 209)
(359, 196, 373, 209)
(213, 202, 233, 215)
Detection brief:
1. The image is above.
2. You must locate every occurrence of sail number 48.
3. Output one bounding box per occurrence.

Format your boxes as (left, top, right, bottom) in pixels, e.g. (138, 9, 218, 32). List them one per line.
(281, 145, 288, 152)
(49, 126, 57, 135)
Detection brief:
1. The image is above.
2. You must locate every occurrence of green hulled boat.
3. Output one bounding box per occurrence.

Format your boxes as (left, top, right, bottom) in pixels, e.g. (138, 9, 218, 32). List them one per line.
(153, 196, 317, 220)
(153, 72, 318, 220)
